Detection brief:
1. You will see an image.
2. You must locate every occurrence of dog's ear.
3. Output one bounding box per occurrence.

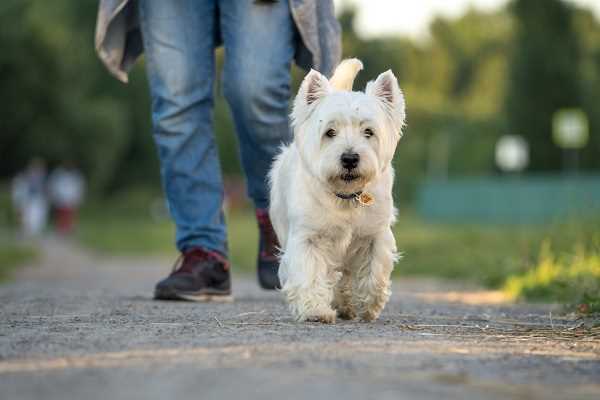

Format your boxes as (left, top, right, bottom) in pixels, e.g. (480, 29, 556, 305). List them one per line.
(366, 70, 406, 136)
(291, 69, 331, 126)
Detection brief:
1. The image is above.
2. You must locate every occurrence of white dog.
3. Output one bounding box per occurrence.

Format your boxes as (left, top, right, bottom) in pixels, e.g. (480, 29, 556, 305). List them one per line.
(269, 59, 406, 323)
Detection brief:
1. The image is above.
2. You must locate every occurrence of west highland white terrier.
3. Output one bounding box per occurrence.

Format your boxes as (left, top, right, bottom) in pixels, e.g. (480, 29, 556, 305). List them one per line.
(269, 59, 406, 323)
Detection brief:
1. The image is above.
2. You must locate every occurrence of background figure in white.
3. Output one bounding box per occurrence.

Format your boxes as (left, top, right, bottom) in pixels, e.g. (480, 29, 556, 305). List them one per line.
(11, 158, 49, 237)
(48, 163, 85, 234)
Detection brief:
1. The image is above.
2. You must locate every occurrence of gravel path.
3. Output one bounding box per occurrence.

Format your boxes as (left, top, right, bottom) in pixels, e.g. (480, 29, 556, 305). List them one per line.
(1, 238, 598, 400)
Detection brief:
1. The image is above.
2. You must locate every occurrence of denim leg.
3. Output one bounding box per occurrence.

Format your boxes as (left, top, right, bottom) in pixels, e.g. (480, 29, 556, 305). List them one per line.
(219, 0, 296, 210)
(138, 0, 227, 255)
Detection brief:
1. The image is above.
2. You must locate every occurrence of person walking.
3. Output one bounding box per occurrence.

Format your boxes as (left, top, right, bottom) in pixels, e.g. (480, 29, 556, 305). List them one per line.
(95, 0, 341, 300)
(48, 162, 85, 235)
(11, 158, 49, 238)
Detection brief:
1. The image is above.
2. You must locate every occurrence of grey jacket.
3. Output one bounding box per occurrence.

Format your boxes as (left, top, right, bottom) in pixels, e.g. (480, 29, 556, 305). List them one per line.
(95, 0, 342, 83)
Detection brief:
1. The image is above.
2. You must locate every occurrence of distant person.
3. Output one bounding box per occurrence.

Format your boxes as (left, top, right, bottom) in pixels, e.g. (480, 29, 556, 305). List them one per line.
(11, 158, 48, 237)
(48, 163, 85, 235)
(95, 1, 341, 300)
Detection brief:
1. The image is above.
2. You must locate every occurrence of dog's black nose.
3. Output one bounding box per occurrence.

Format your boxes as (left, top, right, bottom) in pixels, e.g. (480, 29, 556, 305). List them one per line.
(341, 152, 360, 170)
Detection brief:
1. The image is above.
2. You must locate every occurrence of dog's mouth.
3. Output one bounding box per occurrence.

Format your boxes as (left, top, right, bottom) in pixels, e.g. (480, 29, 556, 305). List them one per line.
(341, 172, 360, 182)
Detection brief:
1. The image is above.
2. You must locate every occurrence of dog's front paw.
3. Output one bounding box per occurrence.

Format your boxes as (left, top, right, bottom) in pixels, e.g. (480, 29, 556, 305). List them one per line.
(359, 308, 382, 322)
(336, 307, 357, 320)
(304, 308, 337, 324)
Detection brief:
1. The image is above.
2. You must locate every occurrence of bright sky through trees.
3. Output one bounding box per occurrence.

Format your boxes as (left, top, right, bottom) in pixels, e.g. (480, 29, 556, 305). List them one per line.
(335, 0, 600, 39)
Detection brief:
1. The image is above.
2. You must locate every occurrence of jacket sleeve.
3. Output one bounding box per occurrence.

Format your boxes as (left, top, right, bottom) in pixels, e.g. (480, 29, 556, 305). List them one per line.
(290, 0, 341, 76)
(95, 0, 142, 83)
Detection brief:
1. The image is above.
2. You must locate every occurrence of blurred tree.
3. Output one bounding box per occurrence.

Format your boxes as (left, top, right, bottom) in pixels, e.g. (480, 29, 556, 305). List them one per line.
(573, 8, 600, 169)
(0, 0, 136, 192)
(337, 6, 511, 201)
(1, 0, 599, 200)
(505, 0, 582, 171)
(0, 0, 247, 194)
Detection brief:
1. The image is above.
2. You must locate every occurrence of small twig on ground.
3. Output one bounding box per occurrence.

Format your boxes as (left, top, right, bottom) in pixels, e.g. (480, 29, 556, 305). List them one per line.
(233, 310, 266, 318)
(214, 316, 224, 328)
(549, 312, 555, 331)
(228, 322, 295, 327)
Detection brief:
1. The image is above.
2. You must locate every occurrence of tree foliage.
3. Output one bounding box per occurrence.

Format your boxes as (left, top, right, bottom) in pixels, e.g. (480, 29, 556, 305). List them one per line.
(0, 0, 152, 191)
(1, 0, 599, 198)
(505, 0, 582, 170)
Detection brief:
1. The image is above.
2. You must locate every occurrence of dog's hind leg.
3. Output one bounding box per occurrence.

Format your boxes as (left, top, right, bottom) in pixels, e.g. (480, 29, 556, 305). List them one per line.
(353, 229, 398, 322)
(279, 235, 339, 323)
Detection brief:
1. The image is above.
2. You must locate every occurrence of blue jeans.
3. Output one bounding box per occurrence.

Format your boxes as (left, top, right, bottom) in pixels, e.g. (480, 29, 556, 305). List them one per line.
(138, 0, 296, 255)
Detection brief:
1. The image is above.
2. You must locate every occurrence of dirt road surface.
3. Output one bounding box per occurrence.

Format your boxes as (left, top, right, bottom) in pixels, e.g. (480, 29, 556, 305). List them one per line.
(1, 238, 598, 400)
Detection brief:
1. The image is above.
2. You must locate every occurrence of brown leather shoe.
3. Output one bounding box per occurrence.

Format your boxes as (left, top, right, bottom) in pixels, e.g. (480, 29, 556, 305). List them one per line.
(154, 247, 232, 302)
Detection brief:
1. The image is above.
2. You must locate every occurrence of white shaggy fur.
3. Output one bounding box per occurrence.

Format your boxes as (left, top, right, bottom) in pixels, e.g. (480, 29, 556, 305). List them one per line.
(269, 59, 406, 323)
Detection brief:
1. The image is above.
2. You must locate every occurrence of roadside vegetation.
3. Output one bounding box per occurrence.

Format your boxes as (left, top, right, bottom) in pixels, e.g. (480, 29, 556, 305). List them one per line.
(0, 188, 37, 282)
(78, 195, 176, 256)
(0, 241, 37, 282)
(73, 189, 600, 313)
(504, 242, 600, 314)
(398, 216, 600, 313)
(3, 182, 598, 313)
(77, 188, 257, 270)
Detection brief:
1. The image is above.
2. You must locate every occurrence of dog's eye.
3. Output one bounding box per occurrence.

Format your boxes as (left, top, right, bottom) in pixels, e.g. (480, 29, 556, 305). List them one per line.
(364, 128, 374, 138)
(325, 128, 336, 138)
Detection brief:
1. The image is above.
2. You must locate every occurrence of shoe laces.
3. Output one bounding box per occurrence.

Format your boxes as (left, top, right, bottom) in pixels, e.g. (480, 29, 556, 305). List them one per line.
(171, 247, 229, 275)
(256, 209, 280, 260)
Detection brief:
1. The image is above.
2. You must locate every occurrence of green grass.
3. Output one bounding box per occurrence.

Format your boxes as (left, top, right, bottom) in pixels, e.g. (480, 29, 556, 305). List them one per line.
(0, 185, 38, 281)
(0, 241, 37, 282)
(394, 215, 600, 287)
(79, 209, 258, 272)
(79, 217, 176, 255)
(76, 188, 600, 308)
(504, 242, 600, 313)
(78, 188, 175, 255)
(77, 188, 259, 272)
(394, 219, 529, 287)
(226, 210, 258, 273)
